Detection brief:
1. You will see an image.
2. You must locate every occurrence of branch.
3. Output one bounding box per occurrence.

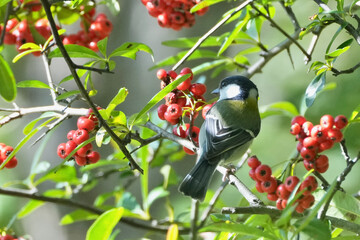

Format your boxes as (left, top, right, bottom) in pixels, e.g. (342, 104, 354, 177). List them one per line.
(172, 0, 254, 71)
(74, 64, 114, 74)
(313, 0, 360, 44)
(280, 1, 300, 30)
(216, 165, 263, 206)
(42, 53, 58, 104)
(0, 186, 190, 234)
(39, 0, 143, 173)
(0, 1, 12, 46)
(0, 105, 88, 126)
(144, 121, 197, 152)
(251, 3, 311, 61)
(221, 205, 360, 234)
(190, 200, 199, 240)
(331, 62, 360, 76)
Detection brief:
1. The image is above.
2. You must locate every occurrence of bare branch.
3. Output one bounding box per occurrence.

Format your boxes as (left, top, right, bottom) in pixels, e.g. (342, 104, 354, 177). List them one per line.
(280, 1, 300, 30)
(172, 0, 254, 71)
(331, 62, 360, 76)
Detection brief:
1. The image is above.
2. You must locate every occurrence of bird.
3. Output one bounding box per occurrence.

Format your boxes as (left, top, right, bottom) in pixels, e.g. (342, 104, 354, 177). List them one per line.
(178, 75, 261, 201)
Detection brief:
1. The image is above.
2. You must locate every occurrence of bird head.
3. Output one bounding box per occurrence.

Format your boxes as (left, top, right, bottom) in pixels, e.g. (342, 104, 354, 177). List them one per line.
(212, 76, 259, 101)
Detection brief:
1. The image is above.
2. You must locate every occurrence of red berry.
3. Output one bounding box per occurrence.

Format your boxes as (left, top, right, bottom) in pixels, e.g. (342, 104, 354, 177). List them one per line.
(284, 176, 300, 192)
(172, 125, 187, 138)
(315, 155, 328, 168)
(311, 125, 328, 143)
(290, 123, 301, 135)
(300, 176, 318, 195)
(247, 155, 261, 169)
(254, 164, 272, 181)
(67, 130, 76, 140)
(5, 157, 18, 168)
(334, 115, 348, 129)
(87, 151, 100, 164)
(186, 126, 200, 143)
(167, 70, 177, 80)
(183, 146, 195, 155)
(300, 147, 316, 161)
(261, 176, 278, 193)
(302, 137, 319, 150)
(320, 114, 334, 130)
(295, 204, 305, 213)
(189, 83, 207, 96)
(249, 168, 258, 181)
(255, 181, 264, 193)
(166, 104, 183, 120)
(267, 193, 278, 201)
(164, 112, 179, 125)
(65, 140, 78, 156)
(316, 163, 329, 173)
(77, 116, 95, 132)
(76, 143, 93, 157)
(157, 69, 167, 81)
(302, 121, 313, 135)
(75, 155, 87, 166)
(300, 194, 315, 209)
(291, 116, 306, 126)
(157, 104, 168, 120)
(180, 67, 193, 81)
(276, 199, 284, 210)
(303, 159, 314, 171)
(276, 184, 291, 200)
(72, 129, 90, 145)
(0, 145, 13, 160)
(318, 139, 334, 152)
(327, 128, 343, 142)
(176, 77, 191, 91)
(57, 143, 67, 159)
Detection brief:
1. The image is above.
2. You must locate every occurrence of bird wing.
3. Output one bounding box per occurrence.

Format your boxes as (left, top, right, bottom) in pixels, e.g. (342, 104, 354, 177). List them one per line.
(201, 112, 255, 164)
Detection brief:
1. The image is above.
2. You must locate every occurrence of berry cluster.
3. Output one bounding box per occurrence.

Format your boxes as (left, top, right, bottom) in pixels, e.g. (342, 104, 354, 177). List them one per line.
(290, 114, 348, 173)
(248, 156, 317, 213)
(141, 0, 209, 30)
(0, 234, 23, 240)
(57, 109, 100, 166)
(62, 12, 113, 52)
(0, 143, 17, 169)
(156, 67, 213, 154)
(0, 5, 112, 54)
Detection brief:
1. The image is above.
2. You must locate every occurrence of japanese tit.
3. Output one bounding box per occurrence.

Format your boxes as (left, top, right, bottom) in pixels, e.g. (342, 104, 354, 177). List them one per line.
(178, 75, 261, 201)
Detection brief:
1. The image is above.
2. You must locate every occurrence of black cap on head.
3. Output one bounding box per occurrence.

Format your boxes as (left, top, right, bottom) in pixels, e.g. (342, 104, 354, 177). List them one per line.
(219, 75, 257, 92)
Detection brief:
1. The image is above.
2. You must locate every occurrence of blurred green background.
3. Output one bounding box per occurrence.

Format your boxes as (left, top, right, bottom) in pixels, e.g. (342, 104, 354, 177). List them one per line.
(1, 0, 360, 239)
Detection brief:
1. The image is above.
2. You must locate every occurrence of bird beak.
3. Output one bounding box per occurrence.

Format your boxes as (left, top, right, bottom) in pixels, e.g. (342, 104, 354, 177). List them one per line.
(211, 88, 220, 94)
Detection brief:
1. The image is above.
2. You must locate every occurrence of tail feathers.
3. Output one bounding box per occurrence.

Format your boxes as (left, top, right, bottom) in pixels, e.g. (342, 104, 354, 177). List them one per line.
(178, 160, 217, 201)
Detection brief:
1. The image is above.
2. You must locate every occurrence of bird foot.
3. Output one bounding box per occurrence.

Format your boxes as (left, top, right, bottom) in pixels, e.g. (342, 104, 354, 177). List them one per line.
(222, 164, 236, 182)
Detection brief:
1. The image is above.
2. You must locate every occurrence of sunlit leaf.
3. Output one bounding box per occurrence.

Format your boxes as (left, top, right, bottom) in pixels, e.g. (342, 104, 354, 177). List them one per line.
(60, 209, 98, 225)
(109, 42, 154, 61)
(49, 45, 102, 59)
(305, 72, 326, 108)
(106, 88, 128, 118)
(166, 224, 178, 240)
(86, 208, 124, 240)
(0, 54, 16, 101)
(97, 37, 108, 57)
(17, 80, 51, 89)
(260, 101, 299, 119)
(56, 90, 81, 101)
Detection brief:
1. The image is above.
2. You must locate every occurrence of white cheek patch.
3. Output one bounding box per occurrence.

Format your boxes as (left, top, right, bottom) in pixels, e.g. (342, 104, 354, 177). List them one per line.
(219, 84, 241, 100)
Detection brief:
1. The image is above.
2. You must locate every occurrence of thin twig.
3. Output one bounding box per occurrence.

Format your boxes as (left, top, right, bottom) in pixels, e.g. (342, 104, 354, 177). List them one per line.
(74, 64, 114, 74)
(172, 0, 254, 71)
(280, 1, 300, 30)
(216, 165, 263, 206)
(42, 52, 59, 105)
(304, 34, 321, 64)
(0, 186, 190, 234)
(331, 62, 360, 76)
(251, 3, 311, 61)
(0, 1, 12, 46)
(39, 0, 143, 173)
(190, 200, 199, 240)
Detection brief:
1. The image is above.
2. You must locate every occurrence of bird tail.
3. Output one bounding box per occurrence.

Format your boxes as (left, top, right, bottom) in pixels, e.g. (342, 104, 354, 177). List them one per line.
(178, 159, 217, 202)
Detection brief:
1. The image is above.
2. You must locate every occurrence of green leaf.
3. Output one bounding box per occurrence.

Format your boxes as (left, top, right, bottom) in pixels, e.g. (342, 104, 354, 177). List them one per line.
(60, 209, 98, 225)
(0, 54, 16, 102)
(105, 88, 128, 118)
(104, 0, 120, 15)
(260, 101, 299, 119)
(146, 186, 169, 208)
(200, 222, 278, 240)
(190, 0, 224, 13)
(129, 74, 190, 127)
(305, 72, 326, 108)
(192, 59, 228, 75)
(160, 165, 179, 189)
(86, 208, 124, 240)
(332, 191, 360, 223)
(0, 0, 12, 7)
(325, 46, 350, 61)
(56, 7, 80, 25)
(162, 35, 227, 48)
(294, 218, 331, 240)
(17, 80, 51, 89)
(56, 90, 81, 101)
(166, 224, 178, 240)
(34, 165, 81, 186)
(23, 112, 59, 135)
(109, 42, 154, 61)
(150, 50, 218, 70)
(97, 37, 108, 57)
(48, 45, 102, 59)
(12, 49, 41, 63)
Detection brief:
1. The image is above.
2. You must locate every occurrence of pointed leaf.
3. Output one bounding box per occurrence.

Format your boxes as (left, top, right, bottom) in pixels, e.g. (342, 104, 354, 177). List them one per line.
(17, 80, 51, 89)
(260, 101, 299, 119)
(294, 218, 331, 240)
(60, 209, 98, 225)
(48, 45, 102, 59)
(0, 54, 16, 101)
(166, 224, 178, 240)
(106, 88, 128, 117)
(56, 90, 81, 101)
(86, 208, 124, 240)
(305, 72, 326, 107)
(146, 186, 169, 208)
(97, 37, 108, 57)
(12, 49, 42, 63)
(109, 42, 153, 61)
